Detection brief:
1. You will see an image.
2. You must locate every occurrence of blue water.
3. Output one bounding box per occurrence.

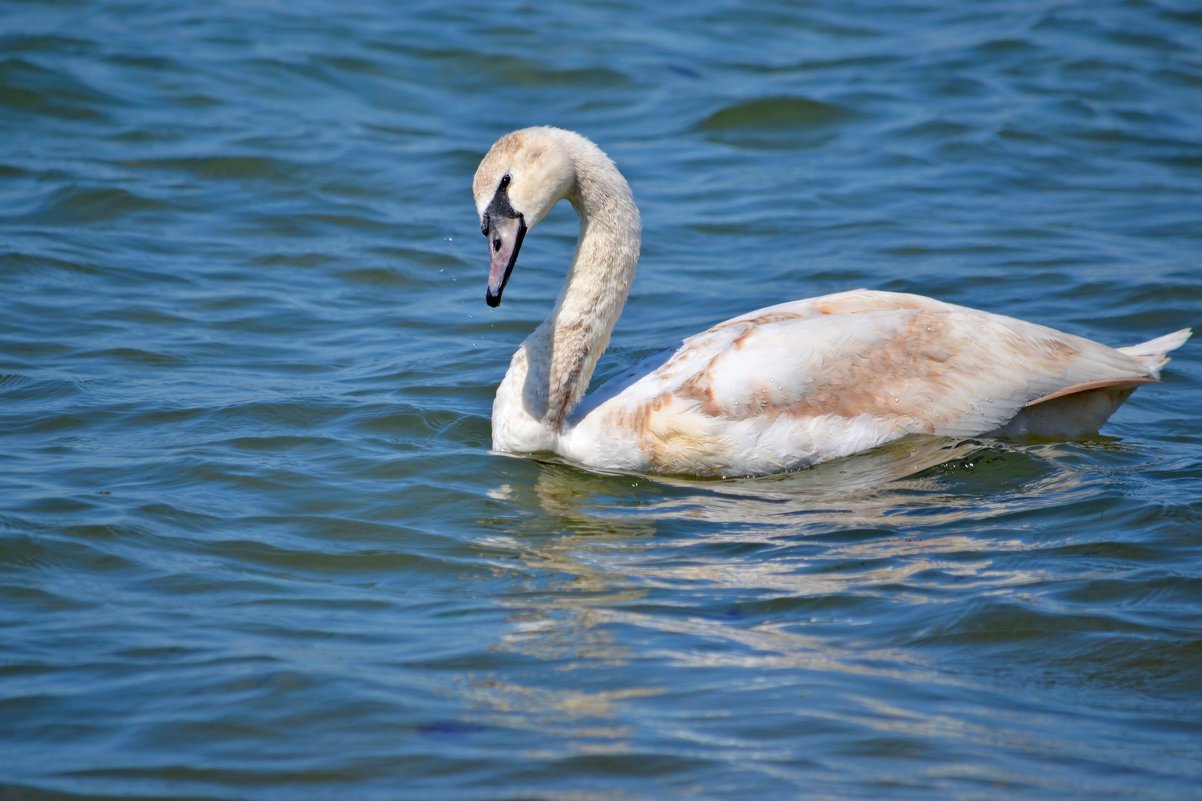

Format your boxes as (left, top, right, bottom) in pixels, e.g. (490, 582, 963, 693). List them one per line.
(2, 1, 1201, 799)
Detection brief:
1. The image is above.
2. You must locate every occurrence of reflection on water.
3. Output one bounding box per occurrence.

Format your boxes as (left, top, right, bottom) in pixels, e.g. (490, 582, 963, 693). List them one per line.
(458, 437, 1201, 795)
(517, 436, 1096, 532)
(472, 439, 1096, 720)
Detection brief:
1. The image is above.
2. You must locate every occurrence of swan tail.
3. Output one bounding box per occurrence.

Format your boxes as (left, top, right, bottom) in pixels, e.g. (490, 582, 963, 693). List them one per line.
(1118, 327, 1193, 378)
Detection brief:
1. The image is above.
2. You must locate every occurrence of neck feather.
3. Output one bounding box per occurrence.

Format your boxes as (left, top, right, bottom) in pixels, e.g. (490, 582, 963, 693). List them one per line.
(492, 135, 641, 451)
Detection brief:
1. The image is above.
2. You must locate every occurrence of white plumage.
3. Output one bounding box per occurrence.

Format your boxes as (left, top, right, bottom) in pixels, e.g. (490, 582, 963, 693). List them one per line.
(472, 126, 1190, 477)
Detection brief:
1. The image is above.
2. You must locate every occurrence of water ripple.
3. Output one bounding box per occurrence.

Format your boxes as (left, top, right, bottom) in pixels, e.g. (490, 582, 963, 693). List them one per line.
(1, 0, 1200, 799)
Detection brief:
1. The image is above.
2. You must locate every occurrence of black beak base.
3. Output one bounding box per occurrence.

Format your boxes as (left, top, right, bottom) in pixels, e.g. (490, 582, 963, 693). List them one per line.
(482, 181, 526, 307)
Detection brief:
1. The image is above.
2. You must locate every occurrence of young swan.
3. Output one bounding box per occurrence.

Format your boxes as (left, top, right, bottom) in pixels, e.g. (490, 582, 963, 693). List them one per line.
(473, 126, 1191, 478)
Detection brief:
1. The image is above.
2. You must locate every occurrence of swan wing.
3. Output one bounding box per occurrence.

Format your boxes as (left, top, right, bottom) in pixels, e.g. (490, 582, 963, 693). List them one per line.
(563, 290, 1156, 475)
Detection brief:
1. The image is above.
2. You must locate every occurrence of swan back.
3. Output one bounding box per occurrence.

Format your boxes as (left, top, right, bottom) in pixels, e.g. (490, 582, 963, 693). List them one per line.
(560, 290, 1169, 476)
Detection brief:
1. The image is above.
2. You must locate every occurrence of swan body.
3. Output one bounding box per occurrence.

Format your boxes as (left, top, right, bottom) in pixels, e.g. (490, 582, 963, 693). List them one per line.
(473, 126, 1190, 477)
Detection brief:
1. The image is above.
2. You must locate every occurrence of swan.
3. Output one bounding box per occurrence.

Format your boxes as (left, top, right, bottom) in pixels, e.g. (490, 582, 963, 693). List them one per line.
(473, 126, 1191, 477)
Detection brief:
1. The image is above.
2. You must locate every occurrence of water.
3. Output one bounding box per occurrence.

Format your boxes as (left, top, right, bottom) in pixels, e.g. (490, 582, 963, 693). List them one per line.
(2, 1, 1201, 798)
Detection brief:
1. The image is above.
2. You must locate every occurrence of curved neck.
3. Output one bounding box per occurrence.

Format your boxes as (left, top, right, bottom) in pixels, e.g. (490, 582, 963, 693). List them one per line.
(493, 138, 641, 451)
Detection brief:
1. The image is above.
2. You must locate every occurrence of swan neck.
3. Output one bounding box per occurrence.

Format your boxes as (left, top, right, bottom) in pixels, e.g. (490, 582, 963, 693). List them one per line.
(545, 145, 640, 410)
(493, 137, 640, 450)
(558, 184, 639, 326)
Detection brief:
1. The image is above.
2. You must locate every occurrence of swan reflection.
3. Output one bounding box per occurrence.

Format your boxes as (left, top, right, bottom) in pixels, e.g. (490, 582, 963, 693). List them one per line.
(463, 438, 1105, 742)
(521, 436, 1097, 532)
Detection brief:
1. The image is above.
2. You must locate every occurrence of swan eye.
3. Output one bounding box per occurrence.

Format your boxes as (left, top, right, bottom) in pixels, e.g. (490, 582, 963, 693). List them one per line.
(499, 174, 510, 190)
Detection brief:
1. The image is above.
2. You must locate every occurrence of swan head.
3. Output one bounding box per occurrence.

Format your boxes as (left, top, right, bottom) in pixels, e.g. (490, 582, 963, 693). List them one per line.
(473, 127, 576, 307)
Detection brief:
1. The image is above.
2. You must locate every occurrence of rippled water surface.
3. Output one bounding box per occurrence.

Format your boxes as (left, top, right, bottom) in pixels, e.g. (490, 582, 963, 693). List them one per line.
(3, 1, 1202, 799)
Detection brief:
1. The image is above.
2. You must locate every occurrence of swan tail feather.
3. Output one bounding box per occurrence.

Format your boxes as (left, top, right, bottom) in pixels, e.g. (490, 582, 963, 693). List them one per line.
(1118, 327, 1193, 378)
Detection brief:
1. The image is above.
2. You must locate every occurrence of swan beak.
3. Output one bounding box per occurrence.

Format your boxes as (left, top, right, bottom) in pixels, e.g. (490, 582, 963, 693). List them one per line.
(484, 213, 526, 307)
